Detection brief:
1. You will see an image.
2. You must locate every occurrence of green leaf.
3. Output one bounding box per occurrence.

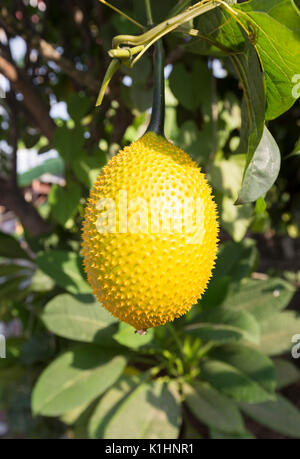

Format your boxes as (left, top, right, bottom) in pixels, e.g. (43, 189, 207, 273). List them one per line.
(42, 293, 117, 343)
(214, 238, 258, 281)
(89, 375, 141, 438)
(231, 42, 265, 168)
(91, 379, 181, 439)
(0, 276, 29, 302)
(240, 394, 300, 438)
(183, 382, 245, 434)
(53, 125, 85, 162)
(210, 154, 245, 199)
(175, 120, 212, 165)
(66, 93, 91, 122)
(210, 154, 253, 240)
(237, 127, 281, 204)
(222, 277, 295, 321)
(202, 344, 276, 403)
(232, 0, 300, 119)
(17, 157, 64, 187)
(60, 401, 92, 426)
(72, 152, 106, 188)
(253, 311, 300, 356)
(210, 427, 255, 439)
(30, 269, 55, 292)
(169, 60, 211, 111)
(199, 276, 231, 309)
(36, 250, 91, 294)
(0, 231, 31, 260)
(255, 196, 266, 213)
(31, 344, 127, 416)
(273, 358, 300, 389)
(185, 307, 260, 344)
(184, 6, 245, 56)
(186, 13, 265, 167)
(286, 136, 300, 158)
(48, 181, 81, 226)
(113, 322, 154, 349)
(220, 194, 253, 241)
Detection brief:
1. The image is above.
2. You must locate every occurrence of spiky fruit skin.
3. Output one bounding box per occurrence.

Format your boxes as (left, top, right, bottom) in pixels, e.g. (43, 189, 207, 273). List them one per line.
(82, 132, 219, 330)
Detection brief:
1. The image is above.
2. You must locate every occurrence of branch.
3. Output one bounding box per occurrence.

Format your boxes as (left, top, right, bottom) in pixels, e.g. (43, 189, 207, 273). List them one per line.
(0, 55, 55, 141)
(0, 89, 52, 236)
(9, 92, 18, 187)
(0, 178, 51, 236)
(34, 38, 99, 93)
(0, 10, 100, 93)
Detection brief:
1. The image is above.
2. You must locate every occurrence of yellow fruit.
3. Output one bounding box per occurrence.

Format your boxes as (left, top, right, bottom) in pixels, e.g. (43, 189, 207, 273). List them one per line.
(82, 132, 219, 330)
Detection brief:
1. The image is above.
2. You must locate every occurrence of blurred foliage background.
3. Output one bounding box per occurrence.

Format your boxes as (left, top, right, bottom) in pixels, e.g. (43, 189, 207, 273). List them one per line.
(0, 0, 299, 439)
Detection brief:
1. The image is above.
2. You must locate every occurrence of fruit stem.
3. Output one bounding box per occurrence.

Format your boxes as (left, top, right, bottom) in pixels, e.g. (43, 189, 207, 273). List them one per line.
(146, 39, 165, 137)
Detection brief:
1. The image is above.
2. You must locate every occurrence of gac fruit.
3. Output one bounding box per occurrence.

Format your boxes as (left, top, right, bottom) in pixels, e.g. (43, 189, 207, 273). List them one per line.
(82, 132, 218, 330)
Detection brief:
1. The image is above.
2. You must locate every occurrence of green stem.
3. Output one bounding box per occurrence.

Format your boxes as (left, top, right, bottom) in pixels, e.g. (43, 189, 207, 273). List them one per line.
(146, 39, 165, 137)
(166, 324, 185, 361)
(145, 0, 153, 25)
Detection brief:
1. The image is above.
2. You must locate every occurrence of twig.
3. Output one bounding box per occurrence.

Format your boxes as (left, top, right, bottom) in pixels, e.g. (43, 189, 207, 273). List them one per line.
(0, 55, 55, 141)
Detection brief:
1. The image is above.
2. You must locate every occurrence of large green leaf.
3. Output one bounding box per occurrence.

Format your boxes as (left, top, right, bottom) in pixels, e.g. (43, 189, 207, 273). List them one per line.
(184, 6, 245, 56)
(66, 93, 91, 122)
(169, 60, 211, 112)
(185, 10, 265, 166)
(53, 125, 85, 162)
(36, 250, 91, 294)
(219, 194, 253, 241)
(231, 43, 265, 169)
(240, 394, 300, 438)
(273, 358, 300, 389)
(185, 307, 260, 344)
(31, 344, 127, 416)
(89, 375, 143, 438)
(232, 0, 300, 119)
(42, 294, 117, 343)
(214, 238, 258, 281)
(175, 120, 212, 165)
(90, 379, 181, 439)
(72, 153, 106, 188)
(0, 231, 32, 260)
(210, 155, 253, 240)
(237, 126, 281, 204)
(202, 343, 276, 403)
(253, 311, 300, 356)
(199, 276, 231, 309)
(183, 382, 245, 434)
(48, 181, 81, 226)
(222, 277, 295, 321)
(113, 322, 154, 349)
(30, 269, 55, 292)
